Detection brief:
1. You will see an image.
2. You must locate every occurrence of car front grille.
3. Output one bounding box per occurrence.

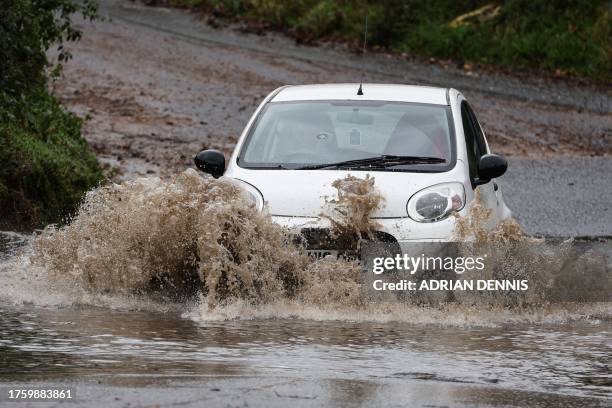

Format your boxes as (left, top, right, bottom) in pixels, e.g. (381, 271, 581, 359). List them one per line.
(296, 228, 399, 250)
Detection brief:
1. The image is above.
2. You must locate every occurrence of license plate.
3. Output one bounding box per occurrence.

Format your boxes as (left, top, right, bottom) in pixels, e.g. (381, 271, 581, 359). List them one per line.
(306, 249, 340, 260)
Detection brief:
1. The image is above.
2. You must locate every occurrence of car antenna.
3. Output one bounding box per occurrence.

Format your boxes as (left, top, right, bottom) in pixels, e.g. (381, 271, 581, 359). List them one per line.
(357, 14, 368, 96)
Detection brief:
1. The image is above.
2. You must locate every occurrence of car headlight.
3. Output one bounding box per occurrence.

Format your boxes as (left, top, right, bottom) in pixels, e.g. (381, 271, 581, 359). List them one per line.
(407, 182, 465, 222)
(229, 178, 265, 211)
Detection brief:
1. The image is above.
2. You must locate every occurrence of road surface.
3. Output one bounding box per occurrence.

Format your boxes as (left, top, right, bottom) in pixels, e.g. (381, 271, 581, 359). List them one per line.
(51, 0, 612, 236)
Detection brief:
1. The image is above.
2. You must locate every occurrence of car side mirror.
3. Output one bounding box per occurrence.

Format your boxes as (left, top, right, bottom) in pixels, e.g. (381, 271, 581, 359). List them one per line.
(474, 154, 507, 186)
(194, 149, 225, 178)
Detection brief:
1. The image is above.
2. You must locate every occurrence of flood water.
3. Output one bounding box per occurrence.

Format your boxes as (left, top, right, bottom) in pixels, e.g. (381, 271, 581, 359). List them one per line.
(0, 303, 609, 406)
(1, 231, 611, 407)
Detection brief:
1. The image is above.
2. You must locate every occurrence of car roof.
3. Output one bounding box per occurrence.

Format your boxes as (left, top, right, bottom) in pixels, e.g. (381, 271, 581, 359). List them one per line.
(271, 84, 449, 105)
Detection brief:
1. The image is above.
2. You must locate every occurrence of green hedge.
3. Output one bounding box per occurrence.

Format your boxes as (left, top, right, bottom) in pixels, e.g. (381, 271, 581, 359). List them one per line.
(167, 0, 611, 81)
(0, 90, 103, 230)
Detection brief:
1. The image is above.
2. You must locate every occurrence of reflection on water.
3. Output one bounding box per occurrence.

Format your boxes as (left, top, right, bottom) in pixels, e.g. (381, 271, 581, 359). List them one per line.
(1, 230, 611, 406)
(0, 304, 610, 402)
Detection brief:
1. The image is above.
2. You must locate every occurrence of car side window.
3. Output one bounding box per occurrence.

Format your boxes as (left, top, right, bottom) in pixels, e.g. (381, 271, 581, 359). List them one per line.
(461, 101, 480, 180)
(465, 102, 488, 156)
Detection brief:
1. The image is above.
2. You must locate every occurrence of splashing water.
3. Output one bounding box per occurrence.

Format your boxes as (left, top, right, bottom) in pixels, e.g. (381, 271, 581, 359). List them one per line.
(322, 174, 384, 240)
(0, 171, 609, 325)
(29, 169, 363, 310)
(449, 189, 611, 308)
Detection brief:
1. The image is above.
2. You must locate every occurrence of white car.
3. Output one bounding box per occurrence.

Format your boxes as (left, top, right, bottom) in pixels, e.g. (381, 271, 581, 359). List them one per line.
(194, 84, 511, 249)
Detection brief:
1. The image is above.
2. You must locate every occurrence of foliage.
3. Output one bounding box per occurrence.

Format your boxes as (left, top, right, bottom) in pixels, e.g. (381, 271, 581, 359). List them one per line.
(0, 91, 103, 229)
(0, 0, 99, 99)
(168, 0, 611, 80)
(0, 0, 103, 230)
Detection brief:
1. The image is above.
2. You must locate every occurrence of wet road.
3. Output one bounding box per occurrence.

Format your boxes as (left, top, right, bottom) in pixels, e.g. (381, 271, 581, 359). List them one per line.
(500, 156, 612, 237)
(50, 0, 612, 236)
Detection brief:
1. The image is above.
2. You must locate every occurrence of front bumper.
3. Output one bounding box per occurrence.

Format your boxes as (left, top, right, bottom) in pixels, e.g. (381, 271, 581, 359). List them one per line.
(270, 214, 459, 243)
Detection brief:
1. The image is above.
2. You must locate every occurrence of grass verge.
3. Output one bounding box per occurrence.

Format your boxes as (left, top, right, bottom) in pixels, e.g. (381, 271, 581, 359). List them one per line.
(160, 0, 611, 82)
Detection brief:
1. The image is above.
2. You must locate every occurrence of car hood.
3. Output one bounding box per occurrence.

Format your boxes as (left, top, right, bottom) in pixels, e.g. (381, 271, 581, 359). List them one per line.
(227, 164, 466, 218)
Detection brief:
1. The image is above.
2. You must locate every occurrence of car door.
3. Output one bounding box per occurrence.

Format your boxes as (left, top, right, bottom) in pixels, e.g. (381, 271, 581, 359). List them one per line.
(460, 101, 503, 226)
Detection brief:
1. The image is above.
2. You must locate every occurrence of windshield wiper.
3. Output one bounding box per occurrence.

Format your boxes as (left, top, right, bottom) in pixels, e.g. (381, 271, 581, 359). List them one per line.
(295, 155, 446, 170)
(243, 164, 291, 169)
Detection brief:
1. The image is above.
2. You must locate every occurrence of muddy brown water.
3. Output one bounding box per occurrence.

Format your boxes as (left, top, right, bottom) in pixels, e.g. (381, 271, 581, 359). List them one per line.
(0, 304, 610, 407)
(1, 220, 611, 407)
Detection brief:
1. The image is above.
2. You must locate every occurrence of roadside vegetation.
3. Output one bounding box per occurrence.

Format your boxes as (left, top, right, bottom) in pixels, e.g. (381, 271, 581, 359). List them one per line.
(162, 0, 611, 81)
(0, 0, 103, 230)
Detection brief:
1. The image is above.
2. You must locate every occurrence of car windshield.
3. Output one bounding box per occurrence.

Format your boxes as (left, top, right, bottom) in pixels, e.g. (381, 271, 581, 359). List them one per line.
(238, 100, 454, 171)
